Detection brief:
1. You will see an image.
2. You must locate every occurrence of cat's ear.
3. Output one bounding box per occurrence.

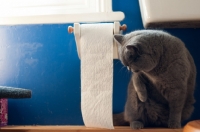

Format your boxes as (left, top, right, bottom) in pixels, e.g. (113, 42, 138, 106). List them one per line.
(114, 34, 124, 44)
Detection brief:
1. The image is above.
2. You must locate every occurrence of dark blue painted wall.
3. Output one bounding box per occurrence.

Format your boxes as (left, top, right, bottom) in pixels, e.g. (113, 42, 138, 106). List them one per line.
(0, 0, 199, 125)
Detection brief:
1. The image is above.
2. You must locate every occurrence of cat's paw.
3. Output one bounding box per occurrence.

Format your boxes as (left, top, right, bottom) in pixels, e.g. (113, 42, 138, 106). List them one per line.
(138, 94, 147, 102)
(130, 121, 144, 129)
(138, 93, 147, 102)
(168, 121, 181, 128)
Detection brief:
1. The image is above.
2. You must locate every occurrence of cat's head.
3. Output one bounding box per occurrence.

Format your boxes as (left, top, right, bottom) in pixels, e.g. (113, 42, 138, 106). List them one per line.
(114, 31, 162, 73)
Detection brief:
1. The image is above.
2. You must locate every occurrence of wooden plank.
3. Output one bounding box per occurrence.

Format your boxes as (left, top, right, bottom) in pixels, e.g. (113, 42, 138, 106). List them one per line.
(0, 126, 183, 132)
(140, 128, 182, 132)
(183, 120, 200, 132)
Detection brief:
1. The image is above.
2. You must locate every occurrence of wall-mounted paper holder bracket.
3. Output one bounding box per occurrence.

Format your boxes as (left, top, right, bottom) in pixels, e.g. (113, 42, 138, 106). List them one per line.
(68, 22, 127, 59)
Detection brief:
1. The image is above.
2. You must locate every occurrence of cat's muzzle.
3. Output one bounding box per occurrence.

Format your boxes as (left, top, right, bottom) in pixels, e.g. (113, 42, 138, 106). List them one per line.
(127, 66, 139, 73)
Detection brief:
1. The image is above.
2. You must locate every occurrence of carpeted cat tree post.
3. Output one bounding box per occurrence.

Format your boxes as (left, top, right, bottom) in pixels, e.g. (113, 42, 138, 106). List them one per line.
(0, 86, 31, 99)
(0, 86, 32, 126)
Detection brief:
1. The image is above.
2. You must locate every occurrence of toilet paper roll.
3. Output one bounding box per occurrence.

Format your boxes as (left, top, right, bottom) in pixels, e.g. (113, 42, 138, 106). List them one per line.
(80, 23, 114, 129)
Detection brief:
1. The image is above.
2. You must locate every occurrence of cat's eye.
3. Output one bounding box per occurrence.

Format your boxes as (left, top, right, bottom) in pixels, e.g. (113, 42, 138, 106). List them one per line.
(129, 54, 140, 62)
(126, 44, 141, 55)
(134, 55, 140, 62)
(126, 45, 138, 51)
(134, 46, 142, 55)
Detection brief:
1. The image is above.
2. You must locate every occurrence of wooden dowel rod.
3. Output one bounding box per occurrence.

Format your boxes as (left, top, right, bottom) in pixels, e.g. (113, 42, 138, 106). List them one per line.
(68, 24, 127, 33)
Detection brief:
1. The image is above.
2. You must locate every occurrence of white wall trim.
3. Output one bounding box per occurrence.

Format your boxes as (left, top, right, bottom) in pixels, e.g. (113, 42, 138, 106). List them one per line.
(0, 0, 124, 25)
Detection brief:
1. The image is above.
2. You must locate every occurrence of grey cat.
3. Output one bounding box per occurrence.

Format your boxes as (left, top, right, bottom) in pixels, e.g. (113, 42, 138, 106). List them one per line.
(113, 30, 196, 129)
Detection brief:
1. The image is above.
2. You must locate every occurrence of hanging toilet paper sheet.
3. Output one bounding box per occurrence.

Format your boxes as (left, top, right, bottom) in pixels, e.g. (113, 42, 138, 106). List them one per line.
(80, 23, 114, 129)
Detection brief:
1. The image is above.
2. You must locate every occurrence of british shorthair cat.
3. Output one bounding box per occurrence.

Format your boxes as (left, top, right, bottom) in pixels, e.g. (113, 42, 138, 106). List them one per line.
(113, 30, 196, 129)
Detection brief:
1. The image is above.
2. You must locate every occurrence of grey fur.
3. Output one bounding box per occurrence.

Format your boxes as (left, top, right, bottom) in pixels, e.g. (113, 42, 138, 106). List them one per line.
(113, 30, 196, 129)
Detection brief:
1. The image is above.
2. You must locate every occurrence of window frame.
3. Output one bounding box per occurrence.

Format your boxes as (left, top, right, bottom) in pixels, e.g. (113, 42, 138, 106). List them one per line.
(0, 0, 124, 25)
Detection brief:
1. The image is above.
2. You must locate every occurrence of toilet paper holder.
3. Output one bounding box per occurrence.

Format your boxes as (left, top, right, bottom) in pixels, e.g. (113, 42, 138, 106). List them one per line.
(68, 22, 127, 59)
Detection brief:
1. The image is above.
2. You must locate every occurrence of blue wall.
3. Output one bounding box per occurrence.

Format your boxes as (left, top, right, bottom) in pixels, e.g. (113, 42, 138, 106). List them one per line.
(0, 0, 199, 125)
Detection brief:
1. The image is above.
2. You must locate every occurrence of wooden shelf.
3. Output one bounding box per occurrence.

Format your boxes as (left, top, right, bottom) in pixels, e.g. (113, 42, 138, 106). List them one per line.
(183, 120, 200, 132)
(0, 126, 183, 132)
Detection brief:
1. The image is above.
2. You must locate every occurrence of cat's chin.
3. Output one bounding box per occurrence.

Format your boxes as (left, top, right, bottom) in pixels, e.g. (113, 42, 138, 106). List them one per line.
(134, 70, 139, 73)
(127, 66, 139, 73)
(132, 69, 139, 73)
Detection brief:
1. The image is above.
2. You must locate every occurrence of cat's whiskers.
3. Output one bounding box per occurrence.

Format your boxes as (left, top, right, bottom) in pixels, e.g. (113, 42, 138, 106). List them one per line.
(114, 60, 122, 66)
(118, 66, 126, 74)
(118, 66, 131, 77)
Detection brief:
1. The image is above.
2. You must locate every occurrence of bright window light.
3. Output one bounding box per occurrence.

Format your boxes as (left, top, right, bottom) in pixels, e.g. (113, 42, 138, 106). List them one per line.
(0, 0, 112, 17)
(0, 0, 124, 25)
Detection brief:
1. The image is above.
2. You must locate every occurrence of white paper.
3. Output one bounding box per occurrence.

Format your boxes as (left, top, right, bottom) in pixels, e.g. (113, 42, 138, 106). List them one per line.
(80, 23, 114, 129)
